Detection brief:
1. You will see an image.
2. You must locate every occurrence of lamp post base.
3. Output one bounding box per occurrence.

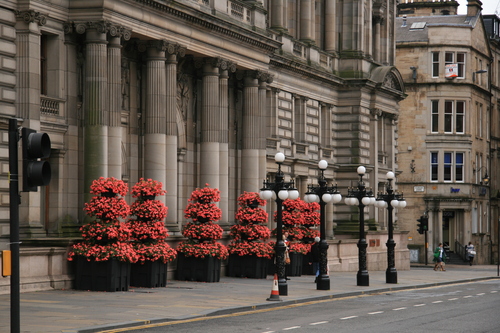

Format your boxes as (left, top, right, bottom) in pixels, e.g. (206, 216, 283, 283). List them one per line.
(278, 278, 288, 296)
(357, 270, 369, 286)
(316, 274, 330, 290)
(386, 267, 397, 284)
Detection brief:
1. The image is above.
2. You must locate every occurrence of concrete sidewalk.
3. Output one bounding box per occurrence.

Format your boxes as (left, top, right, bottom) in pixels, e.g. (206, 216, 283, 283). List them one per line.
(0, 264, 498, 333)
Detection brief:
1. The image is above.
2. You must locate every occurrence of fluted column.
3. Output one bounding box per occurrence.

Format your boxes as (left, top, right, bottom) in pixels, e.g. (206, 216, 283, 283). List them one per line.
(258, 71, 273, 182)
(218, 60, 236, 228)
(241, 71, 261, 192)
(77, 22, 109, 196)
(165, 43, 185, 232)
(107, 35, 123, 179)
(324, 0, 337, 52)
(144, 41, 167, 201)
(200, 58, 221, 190)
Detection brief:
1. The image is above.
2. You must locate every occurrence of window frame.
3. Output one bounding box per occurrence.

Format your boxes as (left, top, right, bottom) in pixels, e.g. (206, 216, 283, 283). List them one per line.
(432, 52, 440, 78)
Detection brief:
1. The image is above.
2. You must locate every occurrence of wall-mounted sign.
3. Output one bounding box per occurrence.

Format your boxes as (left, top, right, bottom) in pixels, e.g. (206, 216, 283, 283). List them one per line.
(445, 64, 458, 78)
(450, 187, 460, 193)
(414, 186, 425, 192)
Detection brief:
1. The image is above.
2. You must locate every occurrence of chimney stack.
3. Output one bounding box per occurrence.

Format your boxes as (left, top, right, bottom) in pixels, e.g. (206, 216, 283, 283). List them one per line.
(467, 0, 483, 17)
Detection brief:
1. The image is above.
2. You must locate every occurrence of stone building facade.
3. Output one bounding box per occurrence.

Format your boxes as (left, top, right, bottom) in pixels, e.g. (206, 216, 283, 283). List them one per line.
(396, 0, 498, 264)
(0, 0, 406, 288)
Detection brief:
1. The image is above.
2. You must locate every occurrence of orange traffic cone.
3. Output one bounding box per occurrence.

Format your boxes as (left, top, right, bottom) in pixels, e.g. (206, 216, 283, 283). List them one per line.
(266, 274, 282, 301)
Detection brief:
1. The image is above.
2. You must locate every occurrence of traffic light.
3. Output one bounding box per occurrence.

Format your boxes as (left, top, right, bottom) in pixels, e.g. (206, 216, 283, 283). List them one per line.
(417, 215, 428, 234)
(22, 127, 51, 192)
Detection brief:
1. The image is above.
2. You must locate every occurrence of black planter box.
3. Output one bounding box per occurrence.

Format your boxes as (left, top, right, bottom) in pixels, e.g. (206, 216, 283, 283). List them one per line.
(286, 253, 303, 277)
(74, 257, 130, 292)
(176, 254, 221, 282)
(227, 254, 267, 279)
(130, 261, 167, 288)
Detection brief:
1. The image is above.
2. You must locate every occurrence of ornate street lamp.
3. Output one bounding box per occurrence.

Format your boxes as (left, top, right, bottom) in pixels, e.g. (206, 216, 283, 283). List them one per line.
(260, 152, 299, 296)
(304, 160, 342, 290)
(375, 171, 407, 284)
(345, 166, 375, 286)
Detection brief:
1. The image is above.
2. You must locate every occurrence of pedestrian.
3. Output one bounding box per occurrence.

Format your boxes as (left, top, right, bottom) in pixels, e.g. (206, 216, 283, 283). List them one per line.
(433, 243, 446, 271)
(310, 237, 321, 282)
(283, 231, 291, 280)
(466, 241, 475, 266)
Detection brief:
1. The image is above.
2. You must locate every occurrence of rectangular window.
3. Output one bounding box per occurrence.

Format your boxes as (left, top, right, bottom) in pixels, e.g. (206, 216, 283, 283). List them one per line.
(456, 101, 465, 133)
(457, 53, 465, 78)
(444, 101, 453, 133)
(445, 52, 454, 66)
(455, 153, 464, 182)
(444, 152, 452, 181)
(431, 152, 438, 181)
(431, 100, 439, 132)
(432, 52, 440, 77)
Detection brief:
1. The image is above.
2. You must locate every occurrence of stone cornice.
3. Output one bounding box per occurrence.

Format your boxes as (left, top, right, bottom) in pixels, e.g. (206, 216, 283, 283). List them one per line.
(130, 0, 280, 54)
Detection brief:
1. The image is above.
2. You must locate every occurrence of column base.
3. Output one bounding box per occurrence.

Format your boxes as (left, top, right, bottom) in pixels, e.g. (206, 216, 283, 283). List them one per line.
(386, 267, 397, 284)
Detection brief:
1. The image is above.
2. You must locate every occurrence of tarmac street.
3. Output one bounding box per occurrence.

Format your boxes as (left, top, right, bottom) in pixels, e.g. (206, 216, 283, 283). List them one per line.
(0, 264, 498, 333)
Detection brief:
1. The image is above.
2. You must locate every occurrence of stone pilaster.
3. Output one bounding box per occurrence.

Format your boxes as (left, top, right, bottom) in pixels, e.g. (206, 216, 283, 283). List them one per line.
(258, 71, 273, 182)
(108, 35, 123, 179)
(143, 40, 168, 203)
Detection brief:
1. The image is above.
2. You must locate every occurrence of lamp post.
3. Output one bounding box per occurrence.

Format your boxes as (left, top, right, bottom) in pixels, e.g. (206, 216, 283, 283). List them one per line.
(304, 160, 342, 290)
(375, 171, 407, 284)
(260, 152, 299, 296)
(345, 166, 375, 286)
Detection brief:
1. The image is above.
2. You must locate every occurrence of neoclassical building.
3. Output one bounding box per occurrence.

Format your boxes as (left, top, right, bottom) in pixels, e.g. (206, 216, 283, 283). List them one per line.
(0, 0, 406, 288)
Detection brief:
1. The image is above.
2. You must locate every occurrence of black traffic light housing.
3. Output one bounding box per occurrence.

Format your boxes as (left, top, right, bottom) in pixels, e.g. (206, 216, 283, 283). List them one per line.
(416, 215, 428, 234)
(22, 127, 51, 192)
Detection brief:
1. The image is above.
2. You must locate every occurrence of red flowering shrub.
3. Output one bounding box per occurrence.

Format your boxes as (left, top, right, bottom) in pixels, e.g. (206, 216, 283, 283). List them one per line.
(227, 192, 273, 259)
(271, 199, 320, 254)
(68, 178, 138, 263)
(177, 184, 227, 259)
(131, 178, 167, 198)
(127, 180, 176, 263)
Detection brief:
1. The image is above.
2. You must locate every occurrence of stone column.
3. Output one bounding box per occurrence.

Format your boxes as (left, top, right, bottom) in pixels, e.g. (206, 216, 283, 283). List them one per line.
(241, 70, 261, 192)
(200, 58, 221, 190)
(324, 0, 337, 52)
(257, 71, 273, 182)
(165, 42, 185, 231)
(300, 0, 314, 43)
(76, 22, 109, 198)
(144, 41, 168, 202)
(271, 0, 285, 30)
(373, 15, 382, 63)
(218, 60, 236, 228)
(108, 34, 124, 179)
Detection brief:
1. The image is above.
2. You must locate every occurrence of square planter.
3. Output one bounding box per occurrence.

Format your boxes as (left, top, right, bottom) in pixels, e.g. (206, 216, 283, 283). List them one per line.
(176, 253, 221, 282)
(130, 261, 167, 288)
(227, 254, 267, 279)
(74, 257, 130, 292)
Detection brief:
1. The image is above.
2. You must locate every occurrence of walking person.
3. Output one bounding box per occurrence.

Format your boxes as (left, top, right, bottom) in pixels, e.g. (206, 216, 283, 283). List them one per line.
(310, 237, 321, 282)
(283, 231, 291, 280)
(466, 241, 475, 266)
(433, 243, 446, 271)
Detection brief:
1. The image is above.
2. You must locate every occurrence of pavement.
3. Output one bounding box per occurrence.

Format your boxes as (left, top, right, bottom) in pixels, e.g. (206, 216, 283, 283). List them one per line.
(0, 264, 499, 333)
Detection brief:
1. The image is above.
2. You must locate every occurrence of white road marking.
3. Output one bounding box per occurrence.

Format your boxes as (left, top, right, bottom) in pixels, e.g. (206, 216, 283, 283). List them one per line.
(432, 301, 443, 304)
(448, 298, 459, 301)
(283, 326, 301, 330)
(463, 295, 473, 298)
(310, 321, 328, 325)
(340, 316, 358, 320)
(491, 291, 498, 293)
(476, 293, 485, 296)
(414, 304, 426, 307)
(393, 307, 407, 311)
(368, 311, 384, 315)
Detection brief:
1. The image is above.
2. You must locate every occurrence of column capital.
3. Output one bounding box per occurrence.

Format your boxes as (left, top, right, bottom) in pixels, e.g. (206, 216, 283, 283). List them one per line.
(68, 21, 131, 41)
(16, 10, 47, 26)
(195, 57, 235, 71)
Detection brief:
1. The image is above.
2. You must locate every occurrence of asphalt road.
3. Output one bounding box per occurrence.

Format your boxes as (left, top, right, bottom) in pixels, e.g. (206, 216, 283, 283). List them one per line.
(106, 279, 500, 333)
